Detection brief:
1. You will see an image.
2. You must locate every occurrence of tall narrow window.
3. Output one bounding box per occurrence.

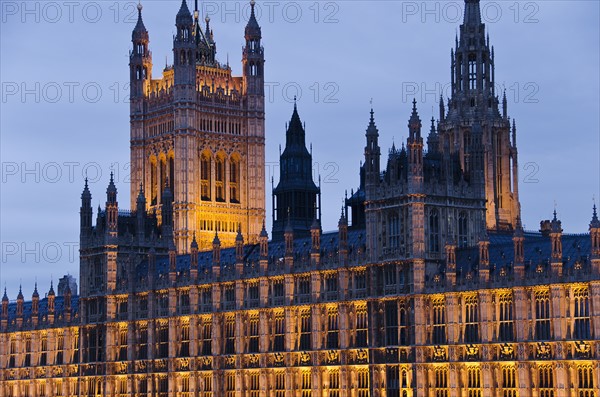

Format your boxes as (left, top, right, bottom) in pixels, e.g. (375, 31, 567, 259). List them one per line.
(355, 305, 368, 348)
(469, 56, 477, 90)
(467, 367, 482, 397)
(225, 316, 235, 354)
(248, 314, 259, 353)
(300, 309, 312, 351)
(433, 367, 449, 397)
(399, 304, 408, 346)
(329, 370, 340, 397)
(502, 366, 517, 397)
(229, 156, 240, 203)
(573, 288, 591, 340)
(117, 328, 127, 361)
(201, 318, 212, 355)
(384, 263, 397, 295)
(248, 372, 260, 397)
(385, 301, 399, 346)
(200, 373, 212, 397)
(138, 326, 148, 360)
(169, 156, 175, 199)
(387, 366, 400, 397)
(577, 366, 595, 397)
(464, 295, 479, 343)
(539, 365, 554, 397)
(201, 153, 211, 201)
(40, 335, 48, 365)
(56, 334, 65, 365)
(432, 298, 447, 344)
(327, 307, 339, 349)
(535, 290, 551, 340)
(357, 369, 369, 397)
(498, 293, 514, 342)
(156, 323, 169, 358)
(273, 312, 285, 352)
(389, 214, 400, 249)
(179, 323, 190, 357)
(429, 209, 440, 253)
(275, 371, 285, 397)
(301, 371, 311, 397)
(215, 156, 225, 202)
(158, 376, 168, 397)
(458, 212, 469, 247)
(159, 159, 167, 199)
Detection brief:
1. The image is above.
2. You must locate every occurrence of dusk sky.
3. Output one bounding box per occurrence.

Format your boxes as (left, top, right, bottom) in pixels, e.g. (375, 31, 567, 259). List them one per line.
(1, 0, 599, 299)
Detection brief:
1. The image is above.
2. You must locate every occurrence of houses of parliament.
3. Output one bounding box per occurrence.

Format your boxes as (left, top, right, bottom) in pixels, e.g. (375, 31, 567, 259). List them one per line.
(1, 0, 598, 396)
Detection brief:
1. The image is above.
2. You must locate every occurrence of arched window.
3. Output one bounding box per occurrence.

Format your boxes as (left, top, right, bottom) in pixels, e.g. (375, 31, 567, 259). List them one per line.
(468, 54, 477, 90)
(200, 153, 211, 201)
(229, 156, 240, 203)
(429, 209, 440, 253)
(498, 293, 514, 342)
(150, 158, 157, 205)
(169, 156, 175, 201)
(573, 288, 591, 340)
(464, 295, 479, 343)
(159, 158, 167, 200)
(215, 155, 225, 202)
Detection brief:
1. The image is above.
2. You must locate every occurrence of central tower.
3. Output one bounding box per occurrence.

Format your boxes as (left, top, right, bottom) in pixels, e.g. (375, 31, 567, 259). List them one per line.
(129, 0, 265, 251)
(439, 0, 520, 230)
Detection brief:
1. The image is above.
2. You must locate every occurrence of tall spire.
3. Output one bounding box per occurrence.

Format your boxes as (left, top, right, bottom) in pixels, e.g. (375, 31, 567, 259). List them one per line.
(176, 0, 193, 24)
(463, 0, 482, 27)
(245, 0, 261, 38)
(133, 2, 147, 39)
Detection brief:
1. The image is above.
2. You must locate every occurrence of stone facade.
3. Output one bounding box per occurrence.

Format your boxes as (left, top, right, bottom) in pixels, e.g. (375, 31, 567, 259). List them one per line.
(0, 1, 599, 397)
(129, 0, 266, 252)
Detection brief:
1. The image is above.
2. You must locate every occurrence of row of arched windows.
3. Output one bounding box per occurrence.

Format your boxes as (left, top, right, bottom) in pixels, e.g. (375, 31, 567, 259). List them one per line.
(200, 152, 241, 203)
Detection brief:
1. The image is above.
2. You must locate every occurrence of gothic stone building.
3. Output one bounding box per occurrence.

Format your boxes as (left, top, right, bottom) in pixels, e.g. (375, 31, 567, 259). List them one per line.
(1, 1, 599, 396)
(129, 0, 266, 252)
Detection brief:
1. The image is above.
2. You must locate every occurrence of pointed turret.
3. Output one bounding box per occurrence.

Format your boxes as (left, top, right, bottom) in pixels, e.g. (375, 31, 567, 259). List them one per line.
(338, 207, 349, 265)
(513, 216, 525, 278)
(212, 232, 221, 278)
(173, 0, 196, 86)
(590, 204, 600, 273)
(48, 281, 56, 324)
(130, 2, 152, 99)
(463, 0, 482, 27)
(259, 220, 269, 272)
(136, 183, 146, 241)
(243, 0, 264, 95)
(15, 285, 24, 322)
(189, 233, 199, 280)
(105, 173, 118, 238)
(550, 210, 563, 277)
(407, 99, 424, 194)
(31, 283, 39, 325)
(176, 0, 193, 25)
(272, 102, 320, 240)
(1, 288, 7, 327)
(364, 106, 381, 189)
(235, 226, 244, 262)
(80, 178, 93, 234)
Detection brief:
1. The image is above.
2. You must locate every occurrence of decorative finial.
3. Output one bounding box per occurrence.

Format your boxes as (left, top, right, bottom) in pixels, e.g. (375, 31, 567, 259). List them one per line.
(137, 0, 142, 12)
